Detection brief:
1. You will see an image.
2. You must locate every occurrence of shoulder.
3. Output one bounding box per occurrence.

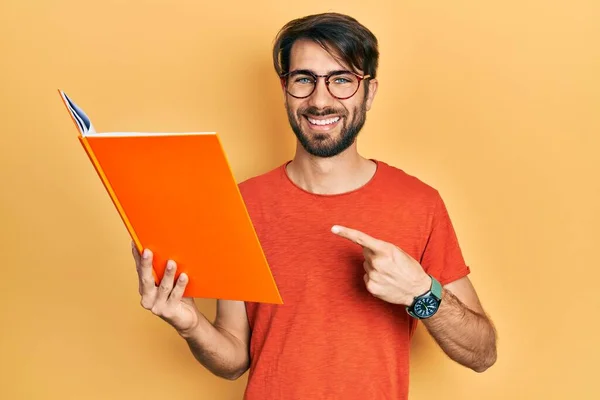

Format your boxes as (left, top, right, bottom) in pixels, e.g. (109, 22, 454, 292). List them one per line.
(237, 163, 286, 201)
(374, 160, 443, 206)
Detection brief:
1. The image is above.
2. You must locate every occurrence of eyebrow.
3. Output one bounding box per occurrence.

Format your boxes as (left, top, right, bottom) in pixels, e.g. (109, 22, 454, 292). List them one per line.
(288, 69, 352, 76)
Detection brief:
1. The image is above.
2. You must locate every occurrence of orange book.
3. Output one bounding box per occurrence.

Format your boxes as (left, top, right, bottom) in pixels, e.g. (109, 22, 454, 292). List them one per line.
(58, 89, 282, 304)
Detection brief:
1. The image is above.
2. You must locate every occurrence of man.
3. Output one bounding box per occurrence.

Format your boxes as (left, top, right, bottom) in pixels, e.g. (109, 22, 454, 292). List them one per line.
(132, 12, 497, 399)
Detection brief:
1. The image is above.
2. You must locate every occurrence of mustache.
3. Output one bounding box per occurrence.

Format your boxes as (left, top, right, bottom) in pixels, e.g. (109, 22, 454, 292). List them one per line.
(299, 106, 347, 117)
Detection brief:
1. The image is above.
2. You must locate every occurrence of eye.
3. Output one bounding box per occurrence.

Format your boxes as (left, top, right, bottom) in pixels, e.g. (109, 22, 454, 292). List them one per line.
(293, 75, 314, 84)
(330, 74, 355, 85)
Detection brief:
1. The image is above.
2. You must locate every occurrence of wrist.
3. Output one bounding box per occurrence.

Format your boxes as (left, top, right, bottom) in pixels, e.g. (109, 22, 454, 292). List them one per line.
(408, 273, 432, 304)
(406, 274, 443, 319)
(177, 320, 204, 342)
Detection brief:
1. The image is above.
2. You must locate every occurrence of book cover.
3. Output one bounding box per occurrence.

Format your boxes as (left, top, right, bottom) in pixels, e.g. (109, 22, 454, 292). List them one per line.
(58, 89, 282, 304)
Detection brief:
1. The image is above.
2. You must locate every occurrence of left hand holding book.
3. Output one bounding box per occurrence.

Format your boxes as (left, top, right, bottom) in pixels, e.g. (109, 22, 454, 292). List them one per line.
(131, 243, 201, 336)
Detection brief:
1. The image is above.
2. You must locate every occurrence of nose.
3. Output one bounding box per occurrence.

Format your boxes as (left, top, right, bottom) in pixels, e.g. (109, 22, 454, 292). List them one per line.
(307, 77, 335, 110)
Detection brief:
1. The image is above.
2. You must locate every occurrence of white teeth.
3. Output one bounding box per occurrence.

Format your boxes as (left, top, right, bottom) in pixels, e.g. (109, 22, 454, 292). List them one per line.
(308, 117, 340, 126)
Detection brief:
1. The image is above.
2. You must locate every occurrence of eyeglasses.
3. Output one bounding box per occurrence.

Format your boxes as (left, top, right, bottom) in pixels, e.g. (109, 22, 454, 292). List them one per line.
(280, 69, 371, 100)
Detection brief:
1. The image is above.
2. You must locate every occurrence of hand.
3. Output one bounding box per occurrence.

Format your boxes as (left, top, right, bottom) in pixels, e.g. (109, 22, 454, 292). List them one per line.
(132, 242, 201, 337)
(331, 225, 432, 306)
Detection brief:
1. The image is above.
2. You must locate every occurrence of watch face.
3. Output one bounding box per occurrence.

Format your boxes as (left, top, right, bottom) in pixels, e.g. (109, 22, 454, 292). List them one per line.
(414, 296, 439, 318)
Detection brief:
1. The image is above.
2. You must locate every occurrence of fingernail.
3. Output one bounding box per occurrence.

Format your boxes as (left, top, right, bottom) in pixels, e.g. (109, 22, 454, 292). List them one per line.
(331, 225, 340, 233)
(179, 273, 187, 282)
(143, 249, 151, 259)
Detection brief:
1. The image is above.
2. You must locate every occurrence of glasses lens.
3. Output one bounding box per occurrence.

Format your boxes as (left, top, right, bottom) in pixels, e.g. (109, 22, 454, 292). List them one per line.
(286, 72, 316, 98)
(285, 71, 362, 98)
(328, 72, 360, 99)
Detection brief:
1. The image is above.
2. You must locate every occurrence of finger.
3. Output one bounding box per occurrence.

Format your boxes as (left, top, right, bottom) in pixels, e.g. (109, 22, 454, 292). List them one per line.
(156, 260, 177, 303)
(168, 272, 189, 305)
(131, 241, 141, 264)
(363, 263, 375, 287)
(363, 273, 380, 296)
(331, 225, 387, 253)
(138, 249, 157, 296)
(363, 260, 374, 274)
(132, 243, 144, 294)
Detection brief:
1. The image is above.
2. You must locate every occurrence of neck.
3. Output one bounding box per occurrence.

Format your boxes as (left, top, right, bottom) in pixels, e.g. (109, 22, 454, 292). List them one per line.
(286, 144, 377, 195)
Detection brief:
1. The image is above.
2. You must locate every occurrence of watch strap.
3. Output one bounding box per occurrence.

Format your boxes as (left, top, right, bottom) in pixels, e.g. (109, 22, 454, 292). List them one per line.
(430, 275, 442, 300)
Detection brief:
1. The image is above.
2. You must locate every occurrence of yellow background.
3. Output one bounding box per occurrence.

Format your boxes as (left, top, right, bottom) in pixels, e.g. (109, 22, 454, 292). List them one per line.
(1, 0, 599, 399)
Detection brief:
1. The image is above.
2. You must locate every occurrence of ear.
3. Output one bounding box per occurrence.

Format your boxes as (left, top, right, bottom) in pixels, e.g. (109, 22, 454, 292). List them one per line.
(365, 78, 378, 111)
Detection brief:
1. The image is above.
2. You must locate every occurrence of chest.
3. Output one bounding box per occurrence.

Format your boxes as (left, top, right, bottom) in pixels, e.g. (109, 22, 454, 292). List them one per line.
(250, 195, 431, 304)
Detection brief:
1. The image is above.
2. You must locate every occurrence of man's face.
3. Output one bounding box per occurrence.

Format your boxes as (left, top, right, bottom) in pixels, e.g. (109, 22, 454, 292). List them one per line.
(283, 39, 377, 158)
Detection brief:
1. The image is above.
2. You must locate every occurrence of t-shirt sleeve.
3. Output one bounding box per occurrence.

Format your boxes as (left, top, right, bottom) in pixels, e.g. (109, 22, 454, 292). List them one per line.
(420, 192, 471, 286)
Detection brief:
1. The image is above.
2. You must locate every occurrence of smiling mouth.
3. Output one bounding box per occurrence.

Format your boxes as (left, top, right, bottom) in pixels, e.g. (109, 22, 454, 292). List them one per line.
(303, 115, 342, 133)
(306, 116, 341, 126)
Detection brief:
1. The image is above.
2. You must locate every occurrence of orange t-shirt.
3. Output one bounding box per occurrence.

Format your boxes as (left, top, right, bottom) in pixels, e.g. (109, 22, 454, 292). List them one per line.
(238, 160, 471, 400)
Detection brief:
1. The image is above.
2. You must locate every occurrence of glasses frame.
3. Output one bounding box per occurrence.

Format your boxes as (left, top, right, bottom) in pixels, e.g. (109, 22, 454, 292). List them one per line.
(280, 69, 371, 100)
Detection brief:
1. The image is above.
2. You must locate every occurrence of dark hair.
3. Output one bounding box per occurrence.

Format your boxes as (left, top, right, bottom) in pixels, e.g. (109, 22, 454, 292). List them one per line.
(272, 12, 379, 79)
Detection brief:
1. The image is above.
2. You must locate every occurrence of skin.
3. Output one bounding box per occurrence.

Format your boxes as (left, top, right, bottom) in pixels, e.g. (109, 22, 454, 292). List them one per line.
(132, 38, 497, 380)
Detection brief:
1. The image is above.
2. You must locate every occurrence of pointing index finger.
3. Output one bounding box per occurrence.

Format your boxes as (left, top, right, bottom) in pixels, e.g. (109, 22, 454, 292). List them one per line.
(331, 225, 386, 253)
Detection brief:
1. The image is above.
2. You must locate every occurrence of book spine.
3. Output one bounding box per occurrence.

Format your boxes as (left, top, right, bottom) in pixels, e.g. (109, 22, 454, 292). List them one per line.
(78, 136, 159, 285)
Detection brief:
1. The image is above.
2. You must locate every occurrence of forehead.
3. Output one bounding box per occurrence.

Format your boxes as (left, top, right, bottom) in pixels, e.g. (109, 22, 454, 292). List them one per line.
(289, 38, 352, 73)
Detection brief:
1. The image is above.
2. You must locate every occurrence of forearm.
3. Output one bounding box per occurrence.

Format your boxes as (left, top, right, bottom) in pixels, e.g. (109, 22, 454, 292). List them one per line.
(179, 316, 250, 380)
(422, 288, 497, 372)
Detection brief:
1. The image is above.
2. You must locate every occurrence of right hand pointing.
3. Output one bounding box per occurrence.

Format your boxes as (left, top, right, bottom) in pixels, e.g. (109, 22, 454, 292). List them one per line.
(132, 242, 200, 336)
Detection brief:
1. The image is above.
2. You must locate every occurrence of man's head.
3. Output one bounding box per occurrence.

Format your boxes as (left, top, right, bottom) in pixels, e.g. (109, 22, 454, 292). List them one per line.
(272, 13, 379, 158)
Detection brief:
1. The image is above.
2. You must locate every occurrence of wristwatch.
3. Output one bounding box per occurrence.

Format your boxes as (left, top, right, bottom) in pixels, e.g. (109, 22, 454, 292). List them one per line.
(406, 275, 442, 319)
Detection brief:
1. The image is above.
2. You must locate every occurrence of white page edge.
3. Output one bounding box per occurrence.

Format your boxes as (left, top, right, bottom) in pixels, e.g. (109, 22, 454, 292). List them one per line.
(83, 131, 218, 137)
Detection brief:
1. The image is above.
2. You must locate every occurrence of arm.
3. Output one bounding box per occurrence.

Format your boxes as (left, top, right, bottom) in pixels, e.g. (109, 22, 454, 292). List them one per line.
(331, 222, 498, 373)
(133, 245, 250, 380)
(179, 299, 251, 380)
(412, 194, 497, 372)
(420, 276, 497, 372)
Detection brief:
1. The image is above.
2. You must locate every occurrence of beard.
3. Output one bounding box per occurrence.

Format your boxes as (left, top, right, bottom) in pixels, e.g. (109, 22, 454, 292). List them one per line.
(286, 99, 367, 158)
